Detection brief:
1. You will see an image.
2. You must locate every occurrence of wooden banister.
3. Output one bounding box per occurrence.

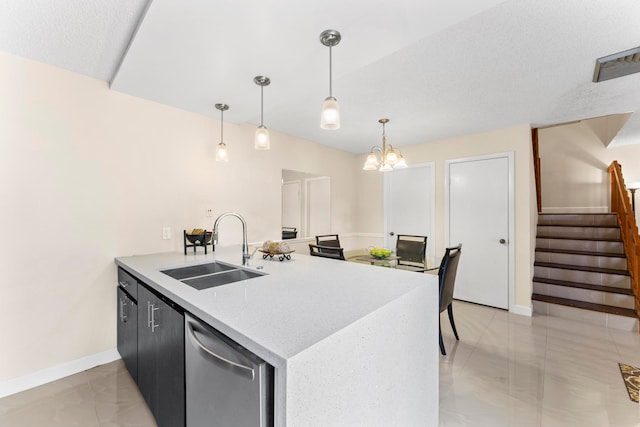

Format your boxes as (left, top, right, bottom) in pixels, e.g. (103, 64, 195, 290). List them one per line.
(532, 128, 542, 213)
(608, 160, 640, 319)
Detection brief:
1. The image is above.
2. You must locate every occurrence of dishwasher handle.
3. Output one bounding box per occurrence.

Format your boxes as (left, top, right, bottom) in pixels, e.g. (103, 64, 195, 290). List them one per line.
(187, 321, 255, 381)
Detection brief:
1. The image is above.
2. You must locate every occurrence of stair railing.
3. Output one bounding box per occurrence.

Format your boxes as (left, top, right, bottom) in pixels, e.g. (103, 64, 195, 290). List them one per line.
(608, 160, 640, 317)
(532, 128, 542, 213)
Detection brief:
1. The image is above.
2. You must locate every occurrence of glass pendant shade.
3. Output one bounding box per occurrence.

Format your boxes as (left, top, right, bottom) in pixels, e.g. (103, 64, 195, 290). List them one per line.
(394, 155, 408, 168)
(385, 150, 398, 166)
(363, 152, 380, 170)
(216, 142, 228, 162)
(321, 97, 340, 129)
(379, 162, 392, 172)
(255, 125, 270, 150)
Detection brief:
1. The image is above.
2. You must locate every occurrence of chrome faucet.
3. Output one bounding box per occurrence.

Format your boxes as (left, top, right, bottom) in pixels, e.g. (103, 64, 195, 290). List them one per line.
(212, 212, 249, 266)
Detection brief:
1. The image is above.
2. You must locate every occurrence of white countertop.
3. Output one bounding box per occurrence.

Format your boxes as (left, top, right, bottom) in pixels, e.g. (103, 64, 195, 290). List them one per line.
(115, 246, 435, 366)
(116, 246, 439, 426)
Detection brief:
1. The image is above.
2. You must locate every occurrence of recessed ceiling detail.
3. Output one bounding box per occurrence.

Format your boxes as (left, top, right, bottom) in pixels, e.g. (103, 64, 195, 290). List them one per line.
(593, 47, 640, 83)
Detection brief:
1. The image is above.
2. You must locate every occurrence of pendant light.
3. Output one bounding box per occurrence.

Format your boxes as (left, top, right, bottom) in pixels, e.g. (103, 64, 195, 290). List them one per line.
(320, 29, 341, 130)
(254, 76, 271, 150)
(363, 118, 408, 172)
(215, 103, 229, 162)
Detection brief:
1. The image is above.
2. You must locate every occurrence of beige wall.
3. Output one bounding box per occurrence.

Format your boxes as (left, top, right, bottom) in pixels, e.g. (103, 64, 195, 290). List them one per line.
(539, 122, 640, 213)
(355, 124, 536, 310)
(0, 52, 359, 382)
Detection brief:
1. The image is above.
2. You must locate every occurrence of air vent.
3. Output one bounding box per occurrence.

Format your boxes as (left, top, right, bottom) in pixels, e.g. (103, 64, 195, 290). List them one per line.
(593, 46, 640, 83)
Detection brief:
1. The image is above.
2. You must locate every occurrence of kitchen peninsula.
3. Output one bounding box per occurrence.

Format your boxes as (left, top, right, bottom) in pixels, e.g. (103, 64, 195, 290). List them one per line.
(115, 247, 439, 426)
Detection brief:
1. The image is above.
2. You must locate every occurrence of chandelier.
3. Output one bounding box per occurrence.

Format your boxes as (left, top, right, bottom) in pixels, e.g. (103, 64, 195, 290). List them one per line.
(362, 118, 407, 171)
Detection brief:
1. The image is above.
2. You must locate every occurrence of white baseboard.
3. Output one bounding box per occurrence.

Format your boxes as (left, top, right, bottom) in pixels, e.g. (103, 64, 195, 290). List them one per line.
(541, 206, 609, 214)
(0, 348, 120, 398)
(510, 304, 533, 317)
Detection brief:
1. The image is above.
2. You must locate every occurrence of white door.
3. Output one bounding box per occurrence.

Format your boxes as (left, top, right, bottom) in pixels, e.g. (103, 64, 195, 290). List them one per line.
(282, 181, 301, 232)
(306, 177, 331, 237)
(384, 164, 435, 259)
(447, 154, 512, 310)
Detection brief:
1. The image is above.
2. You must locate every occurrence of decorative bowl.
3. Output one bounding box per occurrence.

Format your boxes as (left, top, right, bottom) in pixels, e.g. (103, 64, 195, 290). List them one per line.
(369, 247, 392, 259)
(186, 231, 212, 245)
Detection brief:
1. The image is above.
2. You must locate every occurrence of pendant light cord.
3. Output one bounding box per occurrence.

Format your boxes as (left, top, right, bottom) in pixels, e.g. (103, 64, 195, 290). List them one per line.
(329, 45, 333, 98)
(382, 121, 387, 155)
(220, 109, 224, 142)
(260, 85, 264, 127)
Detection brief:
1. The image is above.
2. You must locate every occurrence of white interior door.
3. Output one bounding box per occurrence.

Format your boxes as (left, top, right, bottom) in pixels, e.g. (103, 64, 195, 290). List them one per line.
(282, 181, 301, 232)
(384, 164, 435, 258)
(447, 154, 512, 310)
(306, 177, 331, 237)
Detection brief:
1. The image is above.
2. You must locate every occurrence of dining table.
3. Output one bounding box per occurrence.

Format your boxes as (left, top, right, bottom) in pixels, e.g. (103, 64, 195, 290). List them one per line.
(348, 252, 441, 273)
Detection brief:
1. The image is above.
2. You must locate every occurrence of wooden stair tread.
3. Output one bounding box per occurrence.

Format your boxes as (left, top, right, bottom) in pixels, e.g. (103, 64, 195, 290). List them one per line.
(538, 224, 619, 228)
(535, 248, 626, 258)
(532, 277, 633, 295)
(534, 261, 629, 276)
(532, 293, 637, 318)
(536, 235, 622, 242)
(539, 213, 616, 216)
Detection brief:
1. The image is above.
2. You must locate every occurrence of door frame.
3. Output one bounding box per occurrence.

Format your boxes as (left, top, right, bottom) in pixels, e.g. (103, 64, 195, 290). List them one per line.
(444, 152, 515, 311)
(383, 162, 436, 257)
(282, 179, 302, 234)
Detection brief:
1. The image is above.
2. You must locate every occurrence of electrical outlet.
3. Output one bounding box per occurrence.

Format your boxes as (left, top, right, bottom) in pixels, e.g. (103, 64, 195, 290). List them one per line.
(162, 227, 171, 240)
(206, 208, 213, 217)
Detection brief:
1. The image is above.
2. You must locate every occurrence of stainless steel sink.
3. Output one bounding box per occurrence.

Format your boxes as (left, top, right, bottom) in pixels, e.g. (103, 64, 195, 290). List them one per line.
(161, 261, 265, 290)
(162, 262, 236, 280)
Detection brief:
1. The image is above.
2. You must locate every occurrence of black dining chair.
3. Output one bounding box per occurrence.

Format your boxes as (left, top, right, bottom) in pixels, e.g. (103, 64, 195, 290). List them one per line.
(438, 244, 462, 355)
(308, 244, 345, 261)
(395, 235, 428, 272)
(315, 234, 341, 248)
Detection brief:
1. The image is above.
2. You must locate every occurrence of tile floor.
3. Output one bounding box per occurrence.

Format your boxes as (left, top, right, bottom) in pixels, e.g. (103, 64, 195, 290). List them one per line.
(2, 300, 640, 426)
(0, 361, 155, 427)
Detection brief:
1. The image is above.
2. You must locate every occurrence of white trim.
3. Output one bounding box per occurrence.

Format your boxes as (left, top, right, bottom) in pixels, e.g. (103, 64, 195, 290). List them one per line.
(445, 152, 516, 311)
(541, 206, 609, 213)
(343, 232, 385, 238)
(0, 348, 120, 398)
(251, 232, 385, 246)
(510, 304, 533, 317)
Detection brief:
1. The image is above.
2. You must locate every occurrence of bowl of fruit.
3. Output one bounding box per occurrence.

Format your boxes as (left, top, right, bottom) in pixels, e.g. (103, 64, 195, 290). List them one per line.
(369, 247, 392, 259)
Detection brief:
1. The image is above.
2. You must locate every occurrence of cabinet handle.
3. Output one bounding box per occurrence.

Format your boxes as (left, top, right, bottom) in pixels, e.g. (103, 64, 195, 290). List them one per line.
(119, 298, 127, 323)
(186, 321, 255, 380)
(148, 302, 160, 333)
(119, 280, 128, 288)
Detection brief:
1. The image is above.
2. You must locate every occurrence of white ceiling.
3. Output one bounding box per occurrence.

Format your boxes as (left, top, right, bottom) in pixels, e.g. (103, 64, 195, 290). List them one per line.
(2, 0, 640, 153)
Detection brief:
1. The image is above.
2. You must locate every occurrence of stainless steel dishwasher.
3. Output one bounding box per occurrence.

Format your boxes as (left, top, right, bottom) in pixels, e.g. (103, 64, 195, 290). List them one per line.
(185, 314, 274, 427)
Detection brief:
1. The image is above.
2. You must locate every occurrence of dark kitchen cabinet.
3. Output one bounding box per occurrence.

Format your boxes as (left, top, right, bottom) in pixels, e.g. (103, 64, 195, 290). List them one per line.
(137, 283, 185, 427)
(117, 267, 138, 300)
(116, 287, 138, 382)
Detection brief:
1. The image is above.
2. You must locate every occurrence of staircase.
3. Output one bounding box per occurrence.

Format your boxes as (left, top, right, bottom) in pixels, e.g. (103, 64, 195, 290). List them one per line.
(532, 213, 638, 331)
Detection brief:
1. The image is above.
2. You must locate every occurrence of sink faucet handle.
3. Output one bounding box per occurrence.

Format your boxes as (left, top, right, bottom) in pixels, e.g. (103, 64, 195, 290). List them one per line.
(249, 247, 259, 259)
